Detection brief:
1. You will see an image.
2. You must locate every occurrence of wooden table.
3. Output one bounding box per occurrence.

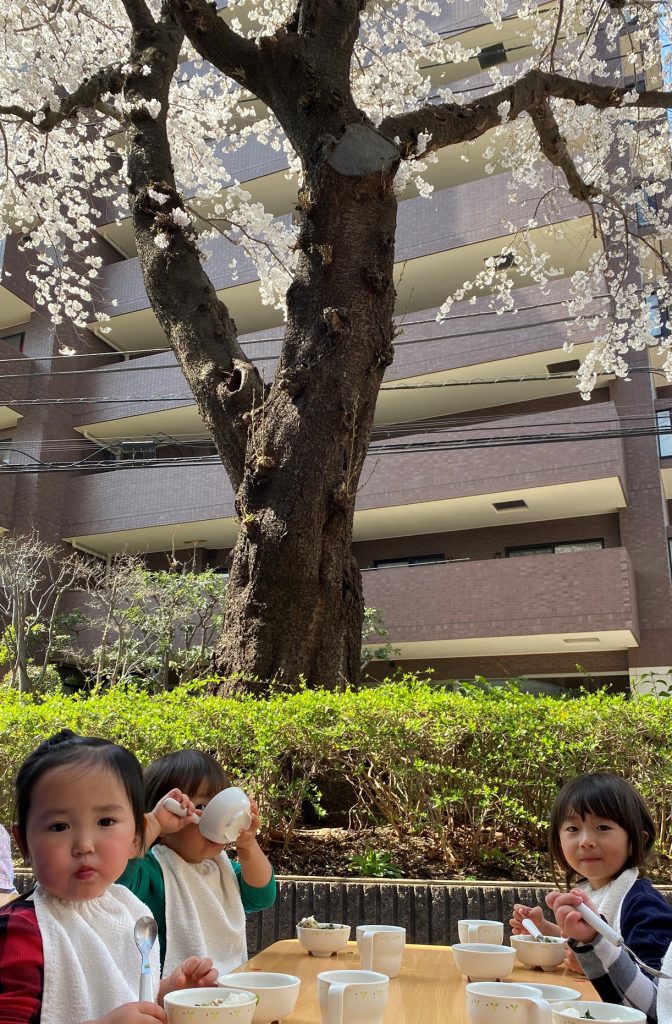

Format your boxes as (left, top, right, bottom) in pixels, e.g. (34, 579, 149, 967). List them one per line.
(234, 940, 598, 1024)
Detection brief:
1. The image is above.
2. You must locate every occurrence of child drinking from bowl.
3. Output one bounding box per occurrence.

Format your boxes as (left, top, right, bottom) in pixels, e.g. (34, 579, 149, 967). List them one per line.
(510, 772, 672, 997)
(0, 730, 217, 1024)
(118, 749, 275, 978)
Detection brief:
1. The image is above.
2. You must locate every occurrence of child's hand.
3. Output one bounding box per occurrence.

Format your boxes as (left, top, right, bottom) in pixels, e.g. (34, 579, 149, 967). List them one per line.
(141, 789, 199, 850)
(90, 1002, 166, 1023)
(509, 903, 561, 937)
(158, 956, 218, 1003)
(235, 798, 261, 852)
(547, 889, 599, 944)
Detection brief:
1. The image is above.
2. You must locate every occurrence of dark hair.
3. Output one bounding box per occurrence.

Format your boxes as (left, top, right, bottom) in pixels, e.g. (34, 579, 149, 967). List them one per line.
(14, 729, 146, 847)
(144, 749, 229, 813)
(549, 772, 656, 886)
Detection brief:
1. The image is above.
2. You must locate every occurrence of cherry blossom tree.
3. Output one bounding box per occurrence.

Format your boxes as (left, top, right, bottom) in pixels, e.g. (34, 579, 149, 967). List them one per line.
(2, 0, 672, 689)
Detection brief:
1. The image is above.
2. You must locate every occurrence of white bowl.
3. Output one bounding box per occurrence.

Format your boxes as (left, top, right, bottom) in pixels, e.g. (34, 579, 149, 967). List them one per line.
(199, 787, 252, 843)
(164, 987, 257, 1024)
(523, 984, 582, 1002)
(551, 1001, 646, 1024)
(296, 923, 351, 956)
(510, 934, 567, 970)
(218, 972, 300, 1024)
(452, 943, 516, 981)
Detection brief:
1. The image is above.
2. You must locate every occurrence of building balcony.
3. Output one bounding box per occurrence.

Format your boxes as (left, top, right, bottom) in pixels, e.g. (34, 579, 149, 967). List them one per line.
(361, 546, 638, 660)
(64, 401, 626, 555)
(89, 170, 596, 354)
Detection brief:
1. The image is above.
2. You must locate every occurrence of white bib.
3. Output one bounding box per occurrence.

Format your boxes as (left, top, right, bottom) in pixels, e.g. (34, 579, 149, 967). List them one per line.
(151, 845, 247, 977)
(579, 867, 638, 934)
(33, 883, 160, 1024)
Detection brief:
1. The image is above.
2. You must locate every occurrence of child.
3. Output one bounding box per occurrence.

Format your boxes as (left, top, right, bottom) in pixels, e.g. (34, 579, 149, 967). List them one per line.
(548, 887, 672, 1023)
(0, 729, 218, 1024)
(118, 749, 276, 977)
(510, 772, 672, 997)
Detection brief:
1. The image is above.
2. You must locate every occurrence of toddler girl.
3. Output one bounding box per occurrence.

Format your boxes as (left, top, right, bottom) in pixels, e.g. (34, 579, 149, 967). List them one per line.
(0, 730, 217, 1024)
(510, 772, 672, 1001)
(118, 749, 276, 977)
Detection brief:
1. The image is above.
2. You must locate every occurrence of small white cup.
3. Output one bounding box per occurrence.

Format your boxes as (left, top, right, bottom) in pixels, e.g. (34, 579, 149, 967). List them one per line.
(458, 919, 505, 944)
(199, 787, 252, 843)
(317, 970, 389, 1024)
(356, 924, 406, 978)
(467, 982, 550, 1024)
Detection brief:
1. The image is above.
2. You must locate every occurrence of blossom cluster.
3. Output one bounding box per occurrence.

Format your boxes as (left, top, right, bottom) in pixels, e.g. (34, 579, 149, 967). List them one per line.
(0, 0, 671, 393)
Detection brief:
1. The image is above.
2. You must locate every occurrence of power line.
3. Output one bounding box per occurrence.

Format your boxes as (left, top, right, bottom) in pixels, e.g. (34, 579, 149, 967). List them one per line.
(2, 421, 671, 474)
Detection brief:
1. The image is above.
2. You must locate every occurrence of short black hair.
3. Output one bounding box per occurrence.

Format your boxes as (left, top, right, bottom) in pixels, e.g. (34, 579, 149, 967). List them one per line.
(549, 772, 655, 886)
(144, 749, 229, 813)
(14, 729, 146, 846)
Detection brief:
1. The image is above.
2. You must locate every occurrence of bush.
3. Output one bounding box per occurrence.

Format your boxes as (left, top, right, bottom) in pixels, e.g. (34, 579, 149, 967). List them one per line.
(1, 677, 672, 876)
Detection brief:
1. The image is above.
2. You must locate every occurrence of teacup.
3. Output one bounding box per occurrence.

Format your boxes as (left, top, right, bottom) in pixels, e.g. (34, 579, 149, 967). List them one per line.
(551, 1001, 646, 1024)
(317, 969, 389, 1024)
(356, 924, 406, 977)
(199, 787, 252, 843)
(164, 986, 257, 1024)
(458, 919, 505, 944)
(467, 982, 550, 1024)
(217, 972, 300, 1023)
(453, 943, 516, 981)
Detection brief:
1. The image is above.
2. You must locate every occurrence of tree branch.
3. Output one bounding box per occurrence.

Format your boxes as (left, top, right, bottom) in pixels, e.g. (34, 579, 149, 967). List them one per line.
(166, 0, 266, 99)
(528, 98, 599, 204)
(119, 0, 156, 34)
(0, 63, 126, 132)
(381, 68, 672, 157)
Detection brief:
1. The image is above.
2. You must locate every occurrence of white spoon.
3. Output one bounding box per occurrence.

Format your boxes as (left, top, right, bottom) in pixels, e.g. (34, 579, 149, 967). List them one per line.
(577, 902, 672, 979)
(134, 916, 158, 1001)
(163, 795, 200, 823)
(522, 917, 546, 942)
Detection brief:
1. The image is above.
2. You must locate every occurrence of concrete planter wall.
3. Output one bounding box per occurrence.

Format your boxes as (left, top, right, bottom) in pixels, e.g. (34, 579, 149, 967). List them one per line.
(13, 872, 672, 957)
(247, 877, 672, 956)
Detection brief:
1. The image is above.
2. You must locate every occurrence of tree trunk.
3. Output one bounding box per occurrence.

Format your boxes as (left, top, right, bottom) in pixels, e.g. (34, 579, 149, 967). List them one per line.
(213, 127, 399, 689)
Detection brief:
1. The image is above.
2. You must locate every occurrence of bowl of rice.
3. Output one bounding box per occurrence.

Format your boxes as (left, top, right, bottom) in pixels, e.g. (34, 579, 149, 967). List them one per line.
(164, 987, 257, 1023)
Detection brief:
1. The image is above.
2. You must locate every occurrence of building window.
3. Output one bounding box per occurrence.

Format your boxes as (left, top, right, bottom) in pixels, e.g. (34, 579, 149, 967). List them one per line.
(657, 410, 672, 458)
(506, 540, 604, 557)
(0, 331, 25, 352)
(373, 554, 445, 569)
(636, 193, 658, 229)
(0, 438, 13, 464)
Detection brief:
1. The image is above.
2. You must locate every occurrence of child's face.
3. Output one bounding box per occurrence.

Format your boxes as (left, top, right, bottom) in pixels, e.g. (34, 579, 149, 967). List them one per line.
(19, 763, 138, 901)
(559, 810, 630, 888)
(160, 784, 226, 863)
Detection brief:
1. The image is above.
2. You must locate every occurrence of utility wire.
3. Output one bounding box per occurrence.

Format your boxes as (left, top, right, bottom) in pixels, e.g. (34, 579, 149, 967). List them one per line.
(2, 422, 671, 474)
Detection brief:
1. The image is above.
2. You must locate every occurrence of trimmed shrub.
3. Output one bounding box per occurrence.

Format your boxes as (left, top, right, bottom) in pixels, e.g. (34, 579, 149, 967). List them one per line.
(1, 677, 671, 873)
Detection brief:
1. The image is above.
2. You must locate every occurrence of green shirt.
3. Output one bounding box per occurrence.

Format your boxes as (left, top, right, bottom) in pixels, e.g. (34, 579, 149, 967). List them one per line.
(117, 851, 276, 970)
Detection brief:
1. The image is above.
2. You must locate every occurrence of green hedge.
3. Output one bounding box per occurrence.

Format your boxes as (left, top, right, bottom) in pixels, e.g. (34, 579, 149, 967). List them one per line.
(2, 678, 672, 872)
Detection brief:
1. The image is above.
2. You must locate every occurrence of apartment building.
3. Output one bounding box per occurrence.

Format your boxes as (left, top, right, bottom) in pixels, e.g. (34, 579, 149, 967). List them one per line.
(1, 3, 671, 694)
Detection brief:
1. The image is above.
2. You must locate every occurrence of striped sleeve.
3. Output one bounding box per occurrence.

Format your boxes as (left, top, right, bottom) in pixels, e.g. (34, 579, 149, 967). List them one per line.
(0, 898, 43, 1024)
(571, 936, 658, 1023)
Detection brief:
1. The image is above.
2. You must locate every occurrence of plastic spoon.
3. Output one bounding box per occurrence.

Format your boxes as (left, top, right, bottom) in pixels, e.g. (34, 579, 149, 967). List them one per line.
(522, 917, 546, 942)
(577, 902, 672, 979)
(163, 795, 200, 824)
(134, 916, 158, 1001)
